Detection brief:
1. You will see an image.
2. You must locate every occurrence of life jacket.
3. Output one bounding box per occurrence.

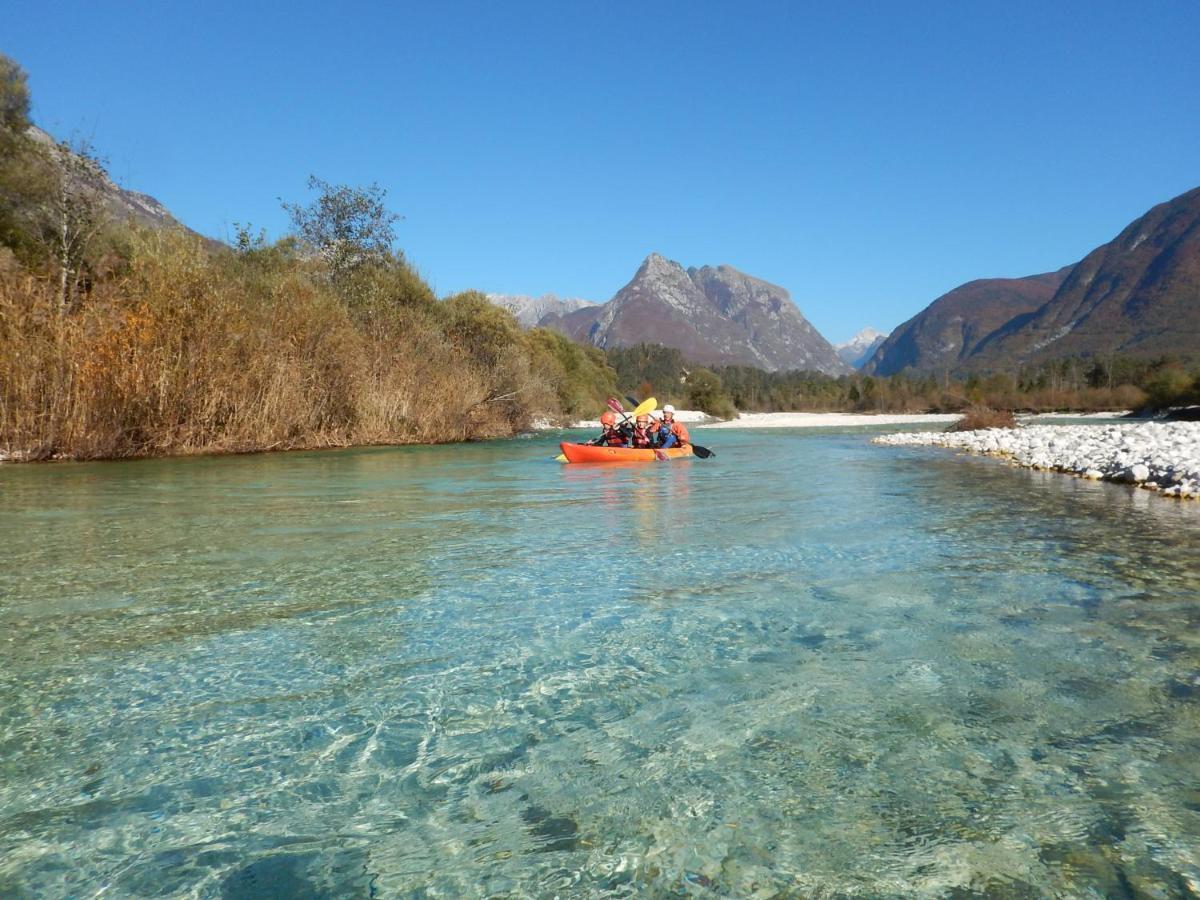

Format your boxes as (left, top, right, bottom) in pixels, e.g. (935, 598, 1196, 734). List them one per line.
(654, 419, 688, 447)
(599, 426, 628, 447)
(631, 425, 652, 448)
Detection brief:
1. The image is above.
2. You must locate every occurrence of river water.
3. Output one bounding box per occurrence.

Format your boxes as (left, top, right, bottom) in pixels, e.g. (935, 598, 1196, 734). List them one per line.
(2, 427, 1198, 897)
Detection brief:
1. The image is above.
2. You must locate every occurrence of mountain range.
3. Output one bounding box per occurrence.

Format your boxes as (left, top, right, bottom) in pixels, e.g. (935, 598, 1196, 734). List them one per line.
(34, 117, 1195, 380)
(866, 186, 1200, 375)
(966, 186, 1200, 368)
(483, 293, 595, 328)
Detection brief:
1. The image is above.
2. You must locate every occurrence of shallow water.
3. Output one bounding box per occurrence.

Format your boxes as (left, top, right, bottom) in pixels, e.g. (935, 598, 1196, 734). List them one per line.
(2, 428, 1199, 897)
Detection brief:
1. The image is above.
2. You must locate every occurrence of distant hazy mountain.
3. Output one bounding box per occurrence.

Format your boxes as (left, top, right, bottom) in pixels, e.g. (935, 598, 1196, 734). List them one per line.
(865, 268, 1072, 376)
(836, 327, 888, 369)
(543, 253, 849, 375)
(967, 186, 1200, 368)
(485, 293, 595, 328)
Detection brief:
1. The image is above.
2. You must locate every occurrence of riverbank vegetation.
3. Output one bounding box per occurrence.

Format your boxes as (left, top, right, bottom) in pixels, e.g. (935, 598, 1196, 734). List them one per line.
(1, 230, 616, 459)
(0, 56, 615, 459)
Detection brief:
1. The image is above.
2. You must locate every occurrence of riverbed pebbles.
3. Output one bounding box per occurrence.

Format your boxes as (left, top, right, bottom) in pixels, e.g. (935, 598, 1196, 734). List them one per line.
(873, 422, 1200, 499)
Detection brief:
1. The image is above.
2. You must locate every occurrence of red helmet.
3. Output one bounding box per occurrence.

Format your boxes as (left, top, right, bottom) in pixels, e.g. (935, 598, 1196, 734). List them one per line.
(600, 411, 617, 426)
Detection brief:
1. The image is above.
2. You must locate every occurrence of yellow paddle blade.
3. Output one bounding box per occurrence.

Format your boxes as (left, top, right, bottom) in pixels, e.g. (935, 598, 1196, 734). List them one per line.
(555, 454, 568, 462)
(632, 397, 656, 417)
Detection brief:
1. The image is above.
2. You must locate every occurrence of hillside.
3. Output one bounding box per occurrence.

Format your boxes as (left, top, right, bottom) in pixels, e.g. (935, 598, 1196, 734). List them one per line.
(26, 126, 201, 237)
(544, 254, 849, 375)
(968, 186, 1200, 368)
(865, 268, 1072, 376)
(868, 185, 1200, 376)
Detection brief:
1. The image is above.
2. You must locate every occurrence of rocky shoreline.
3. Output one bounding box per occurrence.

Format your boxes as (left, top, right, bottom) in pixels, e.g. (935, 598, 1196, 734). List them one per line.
(705, 412, 961, 429)
(874, 422, 1200, 499)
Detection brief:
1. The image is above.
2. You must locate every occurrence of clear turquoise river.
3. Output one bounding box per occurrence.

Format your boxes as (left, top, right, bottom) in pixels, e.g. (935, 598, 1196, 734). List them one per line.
(2, 427, 1199, 897)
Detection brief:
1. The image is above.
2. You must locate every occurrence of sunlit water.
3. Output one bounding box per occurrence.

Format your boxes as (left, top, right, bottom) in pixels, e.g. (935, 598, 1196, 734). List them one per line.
(2, 427, 1199, 897)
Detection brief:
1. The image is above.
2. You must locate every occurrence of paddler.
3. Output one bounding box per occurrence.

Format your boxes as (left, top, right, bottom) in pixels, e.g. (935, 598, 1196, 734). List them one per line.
(630, 413, 654, 449)
(590, 410, 630, 447)
(652, 404, 690, 449)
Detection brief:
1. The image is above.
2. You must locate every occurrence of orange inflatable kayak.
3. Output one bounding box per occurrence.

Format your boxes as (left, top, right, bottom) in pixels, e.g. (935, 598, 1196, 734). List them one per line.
(559, 442, 694, 463)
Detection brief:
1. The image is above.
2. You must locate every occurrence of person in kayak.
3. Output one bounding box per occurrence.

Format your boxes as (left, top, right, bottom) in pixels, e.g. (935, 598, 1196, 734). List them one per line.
(630, 413, 654, 449)
(590, 410, 630, 447)
(652, 404, 690, 449)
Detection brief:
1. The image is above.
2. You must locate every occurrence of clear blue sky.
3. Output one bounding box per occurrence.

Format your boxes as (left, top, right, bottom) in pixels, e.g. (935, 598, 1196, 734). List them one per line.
(7, 1, 1199, 343)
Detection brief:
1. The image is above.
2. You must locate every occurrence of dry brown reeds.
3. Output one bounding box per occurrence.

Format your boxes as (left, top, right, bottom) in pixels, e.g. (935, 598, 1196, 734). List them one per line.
(0, 231, 581, 460)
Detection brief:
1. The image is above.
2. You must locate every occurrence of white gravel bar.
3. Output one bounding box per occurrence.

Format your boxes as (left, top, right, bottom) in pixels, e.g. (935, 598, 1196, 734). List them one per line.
(874, 422, 1200, 499)
(703, 412, 962, 429)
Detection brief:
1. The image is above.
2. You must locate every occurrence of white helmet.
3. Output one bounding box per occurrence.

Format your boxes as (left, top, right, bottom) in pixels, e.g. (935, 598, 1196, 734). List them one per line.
(662, 404, 675, 414)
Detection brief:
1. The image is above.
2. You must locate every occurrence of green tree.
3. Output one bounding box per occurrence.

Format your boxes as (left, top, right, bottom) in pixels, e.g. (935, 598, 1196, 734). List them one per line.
(686, 367, 736, 419)
(0, 54, 114, 306)
(53, 140, 110, 312)
(525, 328, 617, 418)
(281, 176, 399, 281)
(0, 53, 46, 258)
(1144, 364, 1196, 410)
(441, 290, 524, 370)
(0, 54, 30, 134)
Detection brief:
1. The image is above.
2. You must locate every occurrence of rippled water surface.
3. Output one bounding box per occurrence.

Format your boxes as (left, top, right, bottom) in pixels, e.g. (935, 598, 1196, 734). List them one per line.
(2, 428, 1199, 897)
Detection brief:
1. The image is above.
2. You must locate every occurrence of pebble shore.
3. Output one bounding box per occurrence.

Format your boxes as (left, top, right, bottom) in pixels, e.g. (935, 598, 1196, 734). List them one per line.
(873, 422, 1200, 499)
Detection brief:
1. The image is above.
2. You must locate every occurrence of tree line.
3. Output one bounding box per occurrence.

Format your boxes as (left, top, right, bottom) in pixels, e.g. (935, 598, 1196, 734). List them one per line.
(607, 343, 1200, 418)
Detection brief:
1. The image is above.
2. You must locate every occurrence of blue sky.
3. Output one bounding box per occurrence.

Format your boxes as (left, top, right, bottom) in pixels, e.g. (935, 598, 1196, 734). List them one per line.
(7, 1, 1199, 343)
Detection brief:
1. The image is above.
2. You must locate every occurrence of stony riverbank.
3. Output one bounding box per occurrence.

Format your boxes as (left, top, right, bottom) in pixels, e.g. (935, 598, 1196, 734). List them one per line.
(873, 422, 1200, 499)
(704, 412, 962, 429)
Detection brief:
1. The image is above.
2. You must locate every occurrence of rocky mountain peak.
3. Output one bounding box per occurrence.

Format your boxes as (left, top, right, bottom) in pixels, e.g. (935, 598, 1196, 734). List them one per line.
(633, 253, 694, 293)
(545, 254, 849, 375)
(836, 328, 890, 369)
(637, 252, 683, 276)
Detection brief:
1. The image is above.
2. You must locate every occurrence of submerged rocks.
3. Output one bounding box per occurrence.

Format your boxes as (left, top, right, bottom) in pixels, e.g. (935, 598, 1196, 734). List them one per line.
(873, 422, 1200, 499)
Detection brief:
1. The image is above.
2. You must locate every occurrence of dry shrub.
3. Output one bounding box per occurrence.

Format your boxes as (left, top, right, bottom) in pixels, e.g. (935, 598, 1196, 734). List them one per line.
(948, 405, 1017, 432)
(0, 230, 584, 460)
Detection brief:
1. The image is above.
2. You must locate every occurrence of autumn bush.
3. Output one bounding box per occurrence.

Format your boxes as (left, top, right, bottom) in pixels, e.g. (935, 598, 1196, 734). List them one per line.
(947, 405, 1017, 432)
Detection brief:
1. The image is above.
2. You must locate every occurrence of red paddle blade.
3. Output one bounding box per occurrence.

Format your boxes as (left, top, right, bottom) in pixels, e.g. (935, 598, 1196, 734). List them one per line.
(607, 397, 625, 414)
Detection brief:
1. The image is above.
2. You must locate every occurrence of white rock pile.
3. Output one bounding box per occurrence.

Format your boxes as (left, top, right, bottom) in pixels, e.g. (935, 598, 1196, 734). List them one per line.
(873, 422, 1200, 499)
